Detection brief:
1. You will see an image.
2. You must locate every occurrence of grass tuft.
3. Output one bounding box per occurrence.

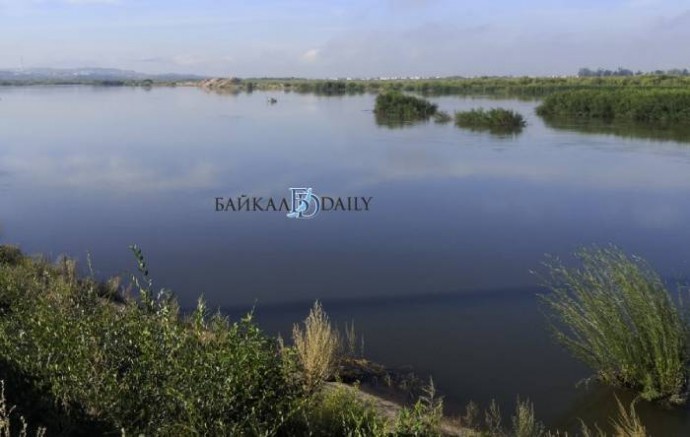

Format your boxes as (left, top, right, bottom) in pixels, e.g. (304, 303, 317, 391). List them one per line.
(293, 301, 341, 391)
(512, 398, 545, 437)
(610, 397, 647, 437)
(540, 246, 688, 403)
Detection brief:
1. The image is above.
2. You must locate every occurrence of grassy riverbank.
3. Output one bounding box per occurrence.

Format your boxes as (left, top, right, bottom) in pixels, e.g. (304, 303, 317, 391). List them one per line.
(0, 246, 477, 436)
(199, 75, 690, 97)
(0, 245, 662, 436)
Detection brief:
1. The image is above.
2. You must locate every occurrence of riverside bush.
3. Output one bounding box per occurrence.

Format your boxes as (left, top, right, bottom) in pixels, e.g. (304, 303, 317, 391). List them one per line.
(0, 248, 302, 435)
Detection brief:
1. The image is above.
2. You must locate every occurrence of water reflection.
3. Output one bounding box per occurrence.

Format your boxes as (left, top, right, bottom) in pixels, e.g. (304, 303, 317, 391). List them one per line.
(541, 116, 690, 144)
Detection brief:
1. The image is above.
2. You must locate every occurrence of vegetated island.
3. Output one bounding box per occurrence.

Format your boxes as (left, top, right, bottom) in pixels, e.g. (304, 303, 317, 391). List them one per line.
(373, 91, 438, 127)
(0, 244, 661, 436)
(454, 108, 526, 134)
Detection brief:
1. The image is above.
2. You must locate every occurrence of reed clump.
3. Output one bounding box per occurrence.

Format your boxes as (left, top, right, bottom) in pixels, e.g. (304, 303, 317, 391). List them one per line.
(455, 108, 526, 134)
(540, 247, 689, 404)
(536, 89, 690, 124)
(374, 91, 438, 123)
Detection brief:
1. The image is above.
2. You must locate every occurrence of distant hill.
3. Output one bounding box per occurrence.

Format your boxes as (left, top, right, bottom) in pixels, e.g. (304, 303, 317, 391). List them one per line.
(0, 68, 208, 84)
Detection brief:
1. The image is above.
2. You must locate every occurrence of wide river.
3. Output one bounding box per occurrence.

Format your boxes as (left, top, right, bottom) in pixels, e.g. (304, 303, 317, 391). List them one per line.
(2, 86, 690, 434)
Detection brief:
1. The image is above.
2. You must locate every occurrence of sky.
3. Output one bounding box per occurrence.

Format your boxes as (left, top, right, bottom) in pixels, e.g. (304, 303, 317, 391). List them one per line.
(1, 0, 689, 77)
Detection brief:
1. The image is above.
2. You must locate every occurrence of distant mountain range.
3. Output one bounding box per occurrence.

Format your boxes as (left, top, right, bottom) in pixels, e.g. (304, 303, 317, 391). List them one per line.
(0, 68, 207, 83)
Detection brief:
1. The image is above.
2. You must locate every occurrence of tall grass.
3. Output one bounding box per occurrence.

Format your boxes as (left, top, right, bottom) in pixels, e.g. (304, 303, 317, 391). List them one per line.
(455, 108, 526, 134)
(295, 384, 388, 436)
(374, 91, 438, 124)
(580, 397, 648, 437)
(0, 245, 663, 435)
(536, 89, 690, 124)
(511, 398, 545, 437)
(292, 301, 341, 391)
(540, 247, 688, 403)
(610, 397, 647, 437)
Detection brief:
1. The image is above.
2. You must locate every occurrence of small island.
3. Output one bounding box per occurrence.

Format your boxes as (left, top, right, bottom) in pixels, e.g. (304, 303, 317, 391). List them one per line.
(454, 108, 526, 134)
(373, 91, 438, 126)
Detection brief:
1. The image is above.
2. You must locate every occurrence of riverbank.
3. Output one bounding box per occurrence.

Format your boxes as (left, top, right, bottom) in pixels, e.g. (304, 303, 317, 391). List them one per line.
(0, 245, 659, 436)
(0, 245, 473, 436)
(197, 74, 690, 97)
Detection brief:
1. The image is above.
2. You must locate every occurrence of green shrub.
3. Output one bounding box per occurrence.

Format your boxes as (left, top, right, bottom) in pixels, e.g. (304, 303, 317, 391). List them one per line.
(454, 108, 526, 134)
(540, 247, 688, 403)
(0, 246, 22, 266)
(0, 249, 304, 435)
(295, 384, 387, 437)
(392, 379, 443, 437)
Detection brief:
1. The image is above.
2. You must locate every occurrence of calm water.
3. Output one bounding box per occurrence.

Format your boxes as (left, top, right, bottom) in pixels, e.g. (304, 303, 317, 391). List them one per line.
(2, 86, 690, 434)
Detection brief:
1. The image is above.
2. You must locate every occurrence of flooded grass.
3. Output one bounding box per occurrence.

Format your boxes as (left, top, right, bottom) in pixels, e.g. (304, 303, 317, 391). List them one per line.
(536, 89, 690, 124)
(373, 91, 438, 125)
(455, 108, 526, 134)
(540, 247, 688, 404)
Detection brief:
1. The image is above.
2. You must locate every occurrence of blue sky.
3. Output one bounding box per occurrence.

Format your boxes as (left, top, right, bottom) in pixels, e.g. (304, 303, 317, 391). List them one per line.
(1, 0, 689, 77)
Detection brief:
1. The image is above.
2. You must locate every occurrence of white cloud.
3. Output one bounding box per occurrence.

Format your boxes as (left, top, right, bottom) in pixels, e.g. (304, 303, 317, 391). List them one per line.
(301, 48, 319, 62)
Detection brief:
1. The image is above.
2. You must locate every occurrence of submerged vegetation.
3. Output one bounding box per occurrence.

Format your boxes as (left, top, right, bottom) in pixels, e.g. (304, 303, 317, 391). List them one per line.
(536, 89, 690, 124)
(540, 116, 690, 144)
(540, 247, 689, 404)
(454, 108, 526, 134)
(374, 91, 438, 126)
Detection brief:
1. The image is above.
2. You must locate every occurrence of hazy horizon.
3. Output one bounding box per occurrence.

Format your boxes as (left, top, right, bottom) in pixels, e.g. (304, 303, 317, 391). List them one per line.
(1, 0, 689, 78)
